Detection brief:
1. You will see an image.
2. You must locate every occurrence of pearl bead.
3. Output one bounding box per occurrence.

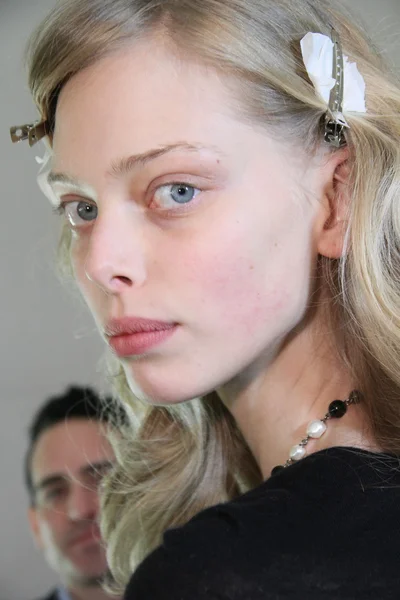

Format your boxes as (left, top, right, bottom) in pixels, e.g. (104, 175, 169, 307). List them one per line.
(306, 420, 327, 439)
(289, 445, 306, 461)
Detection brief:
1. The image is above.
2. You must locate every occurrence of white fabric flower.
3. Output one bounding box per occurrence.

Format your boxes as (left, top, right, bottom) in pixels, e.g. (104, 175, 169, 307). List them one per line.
(300, 32, 366, 115)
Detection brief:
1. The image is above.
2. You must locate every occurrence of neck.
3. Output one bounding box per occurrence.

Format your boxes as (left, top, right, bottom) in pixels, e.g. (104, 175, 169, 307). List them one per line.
(68, 585, 120, 600)
(218, 312, 377, 479)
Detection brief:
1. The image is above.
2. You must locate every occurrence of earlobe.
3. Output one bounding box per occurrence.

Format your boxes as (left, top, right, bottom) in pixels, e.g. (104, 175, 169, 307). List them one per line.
(317, 149, 351, 260)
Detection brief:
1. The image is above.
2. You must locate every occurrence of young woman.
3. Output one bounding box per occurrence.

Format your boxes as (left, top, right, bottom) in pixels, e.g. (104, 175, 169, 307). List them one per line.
(11, 0, 400, 597)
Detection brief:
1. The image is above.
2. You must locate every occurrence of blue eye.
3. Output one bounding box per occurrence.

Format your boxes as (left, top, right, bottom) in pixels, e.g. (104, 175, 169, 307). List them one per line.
(153, 184, 199, 209)
(76, 202, 97, 221)
(59, 200, 98, 227)
(170, 185, 196, 204)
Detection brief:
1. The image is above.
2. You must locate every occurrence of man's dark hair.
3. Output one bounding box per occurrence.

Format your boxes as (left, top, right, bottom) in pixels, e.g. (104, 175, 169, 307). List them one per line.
(25, 385, 120, 506)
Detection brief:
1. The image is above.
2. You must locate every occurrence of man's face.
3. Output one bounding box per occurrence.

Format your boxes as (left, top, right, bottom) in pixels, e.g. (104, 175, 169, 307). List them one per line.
(28, 418, 115, 588)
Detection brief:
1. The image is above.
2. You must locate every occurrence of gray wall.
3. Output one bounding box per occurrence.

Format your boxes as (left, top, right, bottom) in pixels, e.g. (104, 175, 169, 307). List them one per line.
(1, 2, 104, 598)
(0, 1, 399, 599)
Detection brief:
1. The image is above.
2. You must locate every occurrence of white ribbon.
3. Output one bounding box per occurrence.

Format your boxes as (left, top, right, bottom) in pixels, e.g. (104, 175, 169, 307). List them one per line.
(300, 32, 367, 116)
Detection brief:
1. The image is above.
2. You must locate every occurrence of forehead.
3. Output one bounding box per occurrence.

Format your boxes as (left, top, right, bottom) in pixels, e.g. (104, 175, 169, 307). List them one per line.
(52, 36, 244, 176)
(30, 419, 114, 484)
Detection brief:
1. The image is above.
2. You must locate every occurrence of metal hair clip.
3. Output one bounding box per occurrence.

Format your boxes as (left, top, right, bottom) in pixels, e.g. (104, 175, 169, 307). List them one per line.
(10, 120, 47, 147)
(324, 29, 347, 148)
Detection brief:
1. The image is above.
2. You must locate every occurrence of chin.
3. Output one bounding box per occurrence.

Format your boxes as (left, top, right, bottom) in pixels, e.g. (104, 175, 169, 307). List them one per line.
(64, 566, 106, 588)
(71, 573, 106, 587)
(125, 372, 198, 405)
(67, 548, 109, 580)
(124, 362, 218, 406)
(71, 563, 109, 585)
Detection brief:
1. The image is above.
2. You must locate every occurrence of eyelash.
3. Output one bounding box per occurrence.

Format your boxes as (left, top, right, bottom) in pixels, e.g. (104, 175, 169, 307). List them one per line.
(53, 204, 64, 216)
(53, 180, 204, 224)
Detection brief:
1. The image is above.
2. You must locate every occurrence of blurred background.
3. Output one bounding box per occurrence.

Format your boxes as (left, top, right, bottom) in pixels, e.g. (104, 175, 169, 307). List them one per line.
(0, 1, 399, 599)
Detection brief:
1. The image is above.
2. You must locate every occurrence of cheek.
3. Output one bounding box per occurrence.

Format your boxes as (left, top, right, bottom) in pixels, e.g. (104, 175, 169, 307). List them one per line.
(39, 519, 68, 569)
(70, 239, 104, 313)
(38, 517, 60, 547)
(190, 255, 297, 333)
(180, 209, 313, 337)
(70, 237, 87, 285)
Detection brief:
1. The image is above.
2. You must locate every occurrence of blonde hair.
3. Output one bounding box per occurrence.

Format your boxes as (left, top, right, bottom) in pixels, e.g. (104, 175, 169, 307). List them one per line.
(27, 0, 400, 591)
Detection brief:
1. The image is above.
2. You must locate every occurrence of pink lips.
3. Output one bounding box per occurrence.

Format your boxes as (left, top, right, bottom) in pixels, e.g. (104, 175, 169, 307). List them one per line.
(105, 317, 177, 357)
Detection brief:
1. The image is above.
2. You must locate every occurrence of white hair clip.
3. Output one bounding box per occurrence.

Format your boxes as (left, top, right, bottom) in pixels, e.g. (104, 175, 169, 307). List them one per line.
(300, 29, 367, 147)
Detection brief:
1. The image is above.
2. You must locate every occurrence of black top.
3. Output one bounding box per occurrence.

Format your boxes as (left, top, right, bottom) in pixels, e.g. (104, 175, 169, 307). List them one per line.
(125, 447, 400, 599)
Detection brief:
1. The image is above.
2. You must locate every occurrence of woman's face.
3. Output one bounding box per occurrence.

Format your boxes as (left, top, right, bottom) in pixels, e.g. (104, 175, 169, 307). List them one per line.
(50, 39, 326, 404)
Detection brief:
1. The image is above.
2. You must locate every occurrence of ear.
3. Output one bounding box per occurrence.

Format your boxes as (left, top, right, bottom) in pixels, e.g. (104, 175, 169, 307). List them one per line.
(316, 148, 351, 260)
(28, 506, 44, 550)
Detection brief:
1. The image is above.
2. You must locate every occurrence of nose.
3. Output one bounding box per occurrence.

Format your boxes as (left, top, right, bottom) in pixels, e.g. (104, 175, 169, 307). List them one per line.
(83, 204, 146, 294)
(67, 483, 98, 522)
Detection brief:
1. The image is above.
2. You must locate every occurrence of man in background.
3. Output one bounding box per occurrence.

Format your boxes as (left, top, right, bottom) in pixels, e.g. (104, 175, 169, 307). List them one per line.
(25, 386, 122, 600)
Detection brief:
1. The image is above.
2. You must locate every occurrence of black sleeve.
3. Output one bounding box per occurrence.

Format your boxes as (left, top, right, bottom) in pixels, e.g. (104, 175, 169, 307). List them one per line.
(124, 545, 227, 599)
(124, 510, 240, 600)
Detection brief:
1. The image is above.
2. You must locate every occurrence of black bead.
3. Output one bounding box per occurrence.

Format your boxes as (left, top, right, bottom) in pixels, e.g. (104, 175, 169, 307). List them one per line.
(271, 465, 285, 477)
(328, 399, 347, 419)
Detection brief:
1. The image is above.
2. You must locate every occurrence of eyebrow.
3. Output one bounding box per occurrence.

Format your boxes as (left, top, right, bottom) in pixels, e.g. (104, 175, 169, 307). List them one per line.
(34, 474, 67, 494)
(47, 142, 223, 188)
(80, 460, 114, 478)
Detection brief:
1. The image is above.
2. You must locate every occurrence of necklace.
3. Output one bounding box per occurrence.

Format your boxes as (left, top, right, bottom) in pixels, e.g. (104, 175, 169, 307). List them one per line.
(271, 390, 361, 476)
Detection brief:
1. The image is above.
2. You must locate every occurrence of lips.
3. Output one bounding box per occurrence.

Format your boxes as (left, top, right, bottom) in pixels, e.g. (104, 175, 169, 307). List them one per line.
(105, 317, 178, 357)
(68, 526, 101, 549)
